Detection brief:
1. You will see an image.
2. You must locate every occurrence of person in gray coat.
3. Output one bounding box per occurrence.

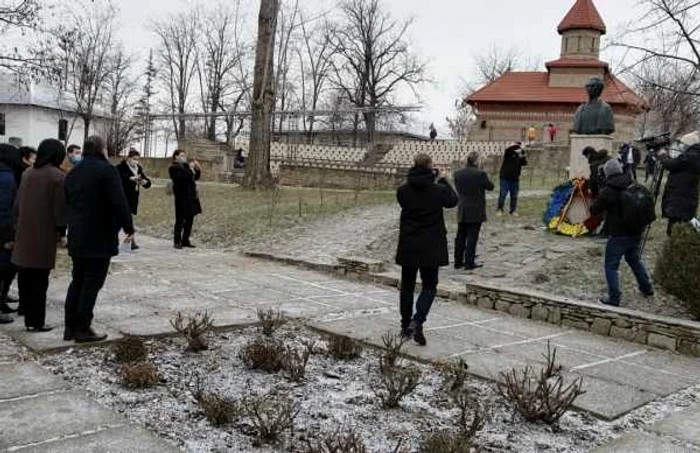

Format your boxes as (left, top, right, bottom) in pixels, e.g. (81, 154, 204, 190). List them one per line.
(453, 152, 494, 270)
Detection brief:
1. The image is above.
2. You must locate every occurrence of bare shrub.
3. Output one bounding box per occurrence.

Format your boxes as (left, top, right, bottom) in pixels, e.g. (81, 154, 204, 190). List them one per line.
(238, 392, 300, 444)
(257, 308, 286, 336)
(497, 342, 585, 425)
(240, 337, 284, 372)
(437, 359, 470, 393)
(281, 344, 312, 382)
(113, 335, 148, 364)
(192, 378, 239, 426)
(327, 335, 363, 361)
(303, 426, 367, 453)
(370, 364, 422, 409)
(120, 361, 159, 389)
(170, 311, 214, 352)
(452, 391, 485, 440)
(418, 430, 476, 453)
(380, 331, 407, 374)
(419, 392, 484, 453)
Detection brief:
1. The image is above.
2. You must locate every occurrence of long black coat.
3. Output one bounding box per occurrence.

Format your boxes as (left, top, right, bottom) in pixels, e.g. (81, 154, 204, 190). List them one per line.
(454, 165, 494, 224)
(169, 163, 202, 218)
(661, 145, 700, 221)
(116, 161, 152, 215)
(395, 167, 459, 268)
(65, 155, 134, 258)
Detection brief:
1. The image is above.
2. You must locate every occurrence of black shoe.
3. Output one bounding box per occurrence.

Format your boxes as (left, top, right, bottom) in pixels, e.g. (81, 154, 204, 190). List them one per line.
(74, 328, 108, 343)
(0, 314, 13, 324)
(174, 244, 183, 250)
(598, 298, 620, 307)
(413, 324, 427, 346)
(454, 264, 464, 270)
(401, 326, 413, 340)
(131, 243, 140, 251)
(642, 290, 655, 298)
(63, 327, 74, 341)
(0, 303, 17, 314)
(26, 325, 54, 333)
(464, 262, 484, 271)
(181, 243, 196, 248)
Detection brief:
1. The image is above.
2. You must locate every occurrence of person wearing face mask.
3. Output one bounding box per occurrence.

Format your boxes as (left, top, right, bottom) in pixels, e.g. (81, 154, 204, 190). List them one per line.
(11, 139, 68, 333)
(62, 144, 82, 172)
(116, 149, 152, 250)
(169, 149, 201, 249)
(15, 146, 36, 186)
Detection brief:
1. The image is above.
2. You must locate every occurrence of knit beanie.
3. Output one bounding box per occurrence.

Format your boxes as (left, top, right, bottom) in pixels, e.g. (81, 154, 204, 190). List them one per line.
(603, 159, 623, 178)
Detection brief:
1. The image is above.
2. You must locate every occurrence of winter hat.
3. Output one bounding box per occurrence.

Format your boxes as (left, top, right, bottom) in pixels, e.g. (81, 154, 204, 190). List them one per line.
(603, 159, 623, 178)
(679, 131, 700, 147)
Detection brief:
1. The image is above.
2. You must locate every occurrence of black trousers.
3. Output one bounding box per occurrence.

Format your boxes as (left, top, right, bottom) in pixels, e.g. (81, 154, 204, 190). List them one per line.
(455, 222, 482, 267)
(400, 266, 439, 329)
(174, 214, 194, 246)
(18, 268, 50, 329)
(65, 257, 111, 332)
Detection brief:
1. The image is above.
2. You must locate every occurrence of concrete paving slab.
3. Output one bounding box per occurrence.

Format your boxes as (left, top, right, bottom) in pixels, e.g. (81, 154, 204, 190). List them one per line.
(12, 424, 182, 453)
(215, 288, 289, 304)
(436, 324, 527, 350)
(493, 340, 603, 370)
(588, 432, 696, 452)
(577, 360, 694, 396)
(484, 317, 570, 339)
(311, 294, 389, 312)
(551, 331, 647, 357)
(402, 332, 491, 362)
(623, 351, 700, 382)
(429, 301, 505, 323)
(108, 314, 176, 337)
(458, 349, 531, 382)
(649, 405, 700, 446)
(0, 362, 68, 399)
(322, 280, 382, 294)
(0, 391, 125, 449)
(569, 373, 658, 420)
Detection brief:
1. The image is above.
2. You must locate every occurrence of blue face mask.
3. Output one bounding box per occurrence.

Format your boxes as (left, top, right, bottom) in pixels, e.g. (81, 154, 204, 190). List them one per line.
(68, 154, 83, 165)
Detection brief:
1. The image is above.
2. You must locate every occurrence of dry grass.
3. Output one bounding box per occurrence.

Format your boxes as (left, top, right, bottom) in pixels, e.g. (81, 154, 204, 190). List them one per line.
(170, 311, 214, 352)
(120, 361, 160, 389)
(327, 335, 363, 361)
(239, 337, 285, 373)
(113, 335, 148, 364)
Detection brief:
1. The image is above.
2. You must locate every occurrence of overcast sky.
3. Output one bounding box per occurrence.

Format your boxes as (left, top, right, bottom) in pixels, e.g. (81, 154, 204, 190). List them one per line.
(111, 0, 639, 135)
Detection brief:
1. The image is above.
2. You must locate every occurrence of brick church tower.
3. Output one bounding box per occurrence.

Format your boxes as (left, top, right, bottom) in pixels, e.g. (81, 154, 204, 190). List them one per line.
(467, 0, 645, 143)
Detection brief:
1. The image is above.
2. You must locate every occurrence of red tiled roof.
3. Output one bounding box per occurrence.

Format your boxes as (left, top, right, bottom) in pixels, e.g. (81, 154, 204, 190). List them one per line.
(466, 72, 645, 109)
(558, 0, 606, 34)
(545, 58, 609, 69)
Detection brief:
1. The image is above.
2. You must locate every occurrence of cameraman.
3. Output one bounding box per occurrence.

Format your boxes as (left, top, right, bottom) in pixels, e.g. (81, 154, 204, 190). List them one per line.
(660, 131, 700, 236)
(591, 160, 654, 307)
(497, 142, 527, 216)
(396, 154, 458, 347)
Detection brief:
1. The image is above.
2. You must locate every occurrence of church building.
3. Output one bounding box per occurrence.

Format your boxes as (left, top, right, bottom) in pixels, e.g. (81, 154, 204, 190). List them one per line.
(466, 0, 645, 144)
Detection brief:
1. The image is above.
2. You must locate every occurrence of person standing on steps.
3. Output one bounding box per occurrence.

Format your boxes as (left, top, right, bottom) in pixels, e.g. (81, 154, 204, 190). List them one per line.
(396, 153, 458, 347)
(169, 150, 201, 249)
(497, 142, 527, 216)
(64, 136, 134, 343)
(11, 139, 67, 333)
(0, 144, 18, 323)
(116, 149, 151, 250)
(454, 152, 494, 271)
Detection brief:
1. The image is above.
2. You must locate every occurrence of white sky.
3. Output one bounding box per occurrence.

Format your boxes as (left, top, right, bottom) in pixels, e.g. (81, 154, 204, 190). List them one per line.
(110, 0, 638, 135)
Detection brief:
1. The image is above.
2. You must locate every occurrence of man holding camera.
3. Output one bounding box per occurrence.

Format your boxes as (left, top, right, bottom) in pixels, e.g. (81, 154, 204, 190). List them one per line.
(453, 152, 494, 270)
(659, 131, 700, 237)
(590, 159, 655, 307)
(497, 142, 527, 216)
(396, 154, 458, 346)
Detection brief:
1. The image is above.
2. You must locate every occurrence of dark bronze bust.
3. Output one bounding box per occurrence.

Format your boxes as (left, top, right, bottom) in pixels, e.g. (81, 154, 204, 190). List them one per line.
(572, 77, 615, 135)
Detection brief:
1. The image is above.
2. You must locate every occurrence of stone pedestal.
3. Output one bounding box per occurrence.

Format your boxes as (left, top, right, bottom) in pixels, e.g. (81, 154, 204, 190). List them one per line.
(569, 134, 614, 179)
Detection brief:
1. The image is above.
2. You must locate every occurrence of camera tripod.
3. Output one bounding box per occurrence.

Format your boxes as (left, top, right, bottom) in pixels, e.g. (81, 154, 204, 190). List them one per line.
(637, 132, 672, 256)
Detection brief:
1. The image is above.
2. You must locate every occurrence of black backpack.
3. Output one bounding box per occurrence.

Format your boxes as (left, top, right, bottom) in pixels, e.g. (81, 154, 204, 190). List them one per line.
(620, 183, 657, 229)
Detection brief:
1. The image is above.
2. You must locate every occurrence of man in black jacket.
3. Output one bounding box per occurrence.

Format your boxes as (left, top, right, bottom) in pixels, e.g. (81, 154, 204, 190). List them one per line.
(497, 143, 527, 216)
(590, 159, 654, 307)
(116, 149, 152, 250)
(169, 150, 202, 249)
(396, 154, 458, 346)
(64, 136, 134, 343)
(660, 132, 700, 236)
(453, 152, 494, 270)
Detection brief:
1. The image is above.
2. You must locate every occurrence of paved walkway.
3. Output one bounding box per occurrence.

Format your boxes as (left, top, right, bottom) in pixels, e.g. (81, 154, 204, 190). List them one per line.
(0, 236, 699, 451)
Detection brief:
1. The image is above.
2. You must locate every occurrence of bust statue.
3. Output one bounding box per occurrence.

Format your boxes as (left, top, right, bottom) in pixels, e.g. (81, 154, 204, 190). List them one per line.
(572, 77, 615, 135)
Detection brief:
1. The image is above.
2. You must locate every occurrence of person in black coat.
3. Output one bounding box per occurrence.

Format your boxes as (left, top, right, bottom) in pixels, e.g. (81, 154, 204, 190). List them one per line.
(618, 143, 642, 180)
(169, 150, 202, 249)
(497, 143, 527, 215)
(64, 136, 134, 343)
(14, 146, 36, 187)
(116, 149, 151, 250)
(660, 135, 700, 236)
(0, 144, 18, 322)
(453, 152, 495, 270)
(396, 153, 458, 346)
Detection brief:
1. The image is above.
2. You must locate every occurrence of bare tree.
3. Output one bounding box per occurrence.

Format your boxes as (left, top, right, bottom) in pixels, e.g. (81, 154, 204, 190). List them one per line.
(274, 0, 300, 133)
(135, 50, 158, 156)
(297, 12, 335, 143)
(446, 100, 475, 141)
(196, 0, 249, 142)
(103, 49, 139, 157)
(332, 0, 427, 149)
(474, 45, 521, 85)
(152, 9, 200, 140)
(244, 0, 281, 189)
(0, 0, 44, 74)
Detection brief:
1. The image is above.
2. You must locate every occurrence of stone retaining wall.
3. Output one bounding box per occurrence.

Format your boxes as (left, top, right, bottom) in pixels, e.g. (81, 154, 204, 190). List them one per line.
(279, 165, 404, 190)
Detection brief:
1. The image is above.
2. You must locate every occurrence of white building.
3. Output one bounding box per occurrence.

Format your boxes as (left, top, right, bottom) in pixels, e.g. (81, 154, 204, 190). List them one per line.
(0, 74, 108, 149)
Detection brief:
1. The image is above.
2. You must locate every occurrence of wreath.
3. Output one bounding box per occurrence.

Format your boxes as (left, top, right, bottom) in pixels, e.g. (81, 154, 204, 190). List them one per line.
(543, 178, 590, 238)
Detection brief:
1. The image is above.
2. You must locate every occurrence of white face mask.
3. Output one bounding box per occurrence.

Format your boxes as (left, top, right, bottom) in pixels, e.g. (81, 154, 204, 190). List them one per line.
(178, 156, 188, 164)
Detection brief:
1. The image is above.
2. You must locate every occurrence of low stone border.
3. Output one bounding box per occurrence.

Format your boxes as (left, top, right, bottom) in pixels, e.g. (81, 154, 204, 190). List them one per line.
(244, 252, 700, 358)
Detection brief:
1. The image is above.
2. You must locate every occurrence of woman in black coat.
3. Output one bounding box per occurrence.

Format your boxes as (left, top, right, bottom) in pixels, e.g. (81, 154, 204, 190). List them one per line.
(169, 150, 202, 249)
(395, 154, 458, 347)
(661, 142, 700, 236)
(116, 150, 151, 250)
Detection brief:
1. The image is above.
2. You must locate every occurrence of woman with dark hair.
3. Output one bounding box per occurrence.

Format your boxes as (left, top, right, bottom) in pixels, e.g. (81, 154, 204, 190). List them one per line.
(11, 139, 67, 332)
(116, 149, 151, 250)
(0, 144, 19, 323)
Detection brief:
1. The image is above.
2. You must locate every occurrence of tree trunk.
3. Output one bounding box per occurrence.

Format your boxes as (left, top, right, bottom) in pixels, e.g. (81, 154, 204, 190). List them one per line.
(83, 116, 91, 142)
(243, 0, 280, 189)
(364, 110, 376, 154)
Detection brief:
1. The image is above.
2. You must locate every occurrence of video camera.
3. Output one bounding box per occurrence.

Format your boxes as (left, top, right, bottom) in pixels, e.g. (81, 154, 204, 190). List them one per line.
(635, 132, 672, 153)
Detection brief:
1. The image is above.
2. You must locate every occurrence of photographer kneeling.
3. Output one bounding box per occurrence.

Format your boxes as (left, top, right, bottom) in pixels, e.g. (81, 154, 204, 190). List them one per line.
(591, 160, 655, 307)
(659, 131, 700, 237)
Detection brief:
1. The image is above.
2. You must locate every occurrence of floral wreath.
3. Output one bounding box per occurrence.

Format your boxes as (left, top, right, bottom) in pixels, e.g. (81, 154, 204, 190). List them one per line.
(543, 178, 590, 238)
